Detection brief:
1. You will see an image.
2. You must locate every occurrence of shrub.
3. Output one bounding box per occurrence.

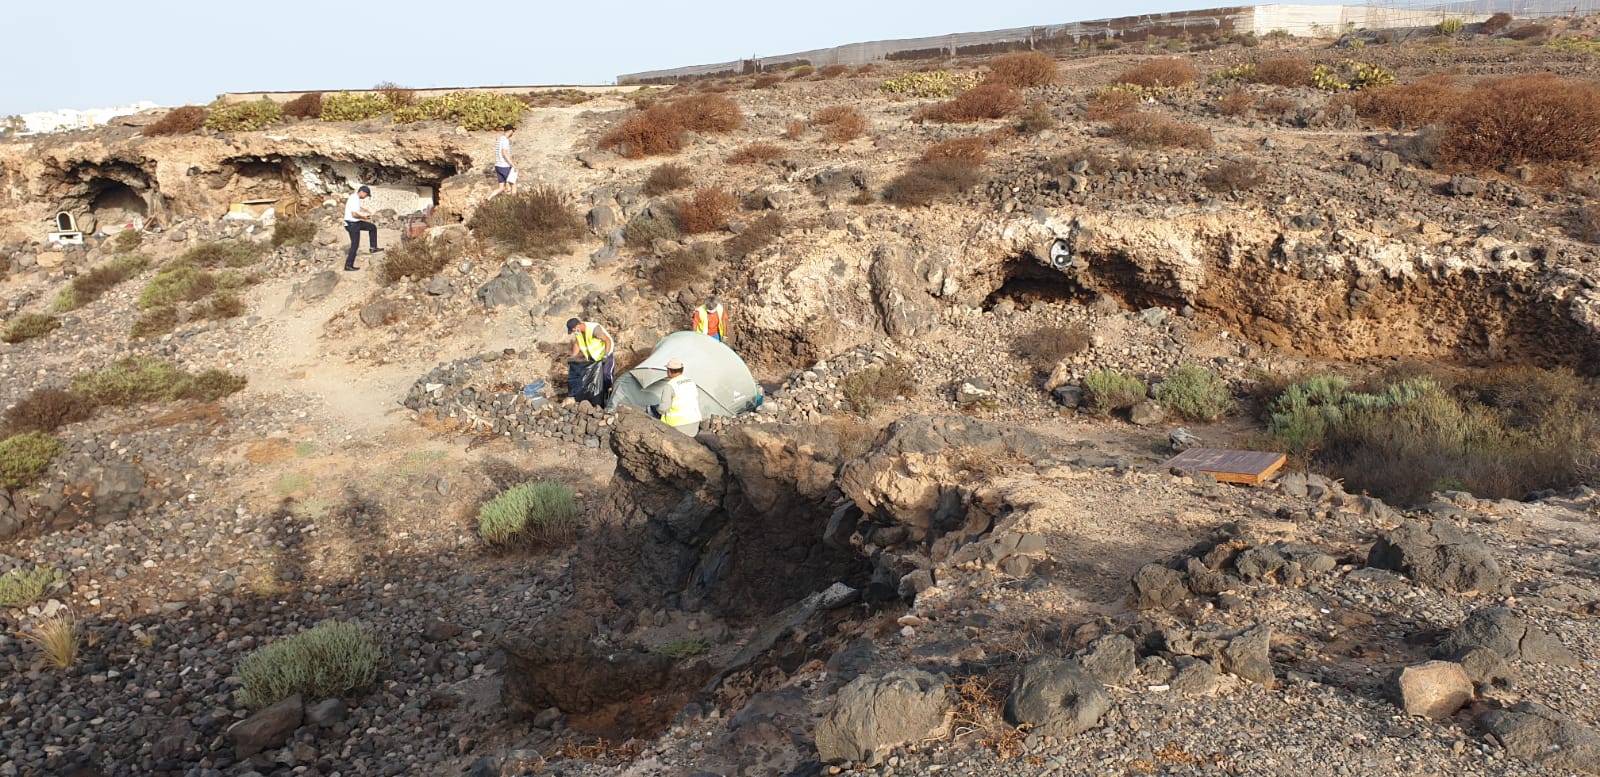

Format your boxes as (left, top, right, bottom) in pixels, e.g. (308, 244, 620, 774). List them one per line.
(71, 356, 246, 407)
(271, 217, 318, 248)
(783, 119, 807, 140)
(1357, 76, 1464, 128)
(727, 143, 786, 164)
(238, 621, 383, 709)
(111, 229, 142, 252)
(624, 214, 681, 245)
(1116, 58, 1197, 89)
(21, 613, 77, 669)
(467, 185, 585, 257)
(1253, 58, 1313, 87)
(198, 291, 244, 320)
(601, 95, 743, 158)
(1043, 149, 1112, 175)
(880, 71, 981, 98)
(1017, 102, 1057, 133)
(181, 241, 262, 268)
(1, 388, 93, 435)
(139, 263, 215, 309)
(840, 359, 917, 415)
(1154, 364, 1234, 421)
(2, 313, 60, 344)
(813, 105, 866, 142)
(129, 306, 178, 339)
(753, 74, 783, 89)
(921, 136, 990, 165)
(651, 245, 715, 293)
(819, 64, 850, 79)
(986, 51, 1059, 88)
(392, 91, 526, 131)
(477, 481, 579, 546)
(320, 92, 394, 122)
(918, 83, 1024, 123)
(1217, 88, 1253, 116)
(644, 163, 693, 196)
(282, 92, 323, 119)
(788, 65, 815, 79)
(1017, 324, 1090, 371)
(1087, 89, 1140, 121)
(676, 187, 737, 234)
(1506, 23, 1549, 41)
(1436, 17, 1464, 36)
(1482, 12, 1513, 34)
(1082, 369, 1147, 413)
(143, 106, 207, 136)
(884, 160, 985, 206)
(204, 99, 283, 132)
(0, 566, 63, 607)
(377, 235, 461, 283)
(0, 432, 63, 490)
(723, 213, 785, 260)
(1107, 112, 1213, 149)
(1439, 74, 1600, 169)
(374, 81, 415, 108)
(1574, 203, 1600, 243)
(1203, 160, 1264, 192)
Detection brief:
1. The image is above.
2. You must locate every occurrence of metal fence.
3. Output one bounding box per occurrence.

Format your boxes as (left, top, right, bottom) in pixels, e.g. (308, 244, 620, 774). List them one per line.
(1367, 0, 1600, 20)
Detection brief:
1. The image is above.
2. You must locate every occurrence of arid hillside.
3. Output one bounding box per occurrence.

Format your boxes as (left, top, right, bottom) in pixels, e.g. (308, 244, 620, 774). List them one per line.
(1, 18, 1600, 777)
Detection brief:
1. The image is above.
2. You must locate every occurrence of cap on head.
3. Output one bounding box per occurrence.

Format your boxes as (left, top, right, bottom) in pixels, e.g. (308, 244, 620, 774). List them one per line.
(358, 185, 371, 195)
(565, 318, 581, 331)
(666, 358, 684, 371)
(503, 124, 516, 132)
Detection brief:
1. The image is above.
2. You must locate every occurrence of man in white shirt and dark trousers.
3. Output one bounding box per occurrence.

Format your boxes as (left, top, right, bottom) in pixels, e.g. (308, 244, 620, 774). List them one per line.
(494, 125, 516, 195)
(343, 185, 381, 271)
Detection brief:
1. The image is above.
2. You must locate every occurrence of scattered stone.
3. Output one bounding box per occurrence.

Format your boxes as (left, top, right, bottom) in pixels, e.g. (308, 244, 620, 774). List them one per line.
(1169, 427, 1202, 451)
(228, 695, 303, 758)
(1435, 607, 1578, 668)
(476, 265, 536, 309)
(358, 299, 401, 327)
(1393, 661, 1473, 719)
(955, 378, 995, 407)
(1131, 563, 1188, 610)
(1479, 702, 1600, 774)
(814, 669, 952, 766)
(305, 698, 348, 727)
(1077, 634, 1137, 686)
(1128, 400, 1165, 426)
(1005, 657, 1110, 737)
(293, 270, 339, 303)
(1367, 519, 1504, 593)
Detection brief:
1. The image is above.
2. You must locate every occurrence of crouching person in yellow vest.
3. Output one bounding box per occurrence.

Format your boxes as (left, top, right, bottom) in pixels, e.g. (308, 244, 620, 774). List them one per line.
(652, 358, 702, 436)
(567, 317, 615, 399)
(691, 297, 727, 342)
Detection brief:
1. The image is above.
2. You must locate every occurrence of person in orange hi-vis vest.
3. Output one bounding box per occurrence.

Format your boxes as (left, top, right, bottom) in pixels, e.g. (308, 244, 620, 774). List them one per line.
(691, 297, 727, 342)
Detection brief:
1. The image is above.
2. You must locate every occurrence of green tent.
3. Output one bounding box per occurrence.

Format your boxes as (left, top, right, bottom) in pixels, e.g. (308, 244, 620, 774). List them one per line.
(607, 331, 761, 417)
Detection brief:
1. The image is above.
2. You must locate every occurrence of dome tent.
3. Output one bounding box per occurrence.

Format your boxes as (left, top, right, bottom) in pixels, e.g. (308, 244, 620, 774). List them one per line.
(607, 332, 761, 418)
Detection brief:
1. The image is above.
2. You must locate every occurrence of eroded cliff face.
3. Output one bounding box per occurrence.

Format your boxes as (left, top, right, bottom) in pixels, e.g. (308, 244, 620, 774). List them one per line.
(0, 124, 479, 242)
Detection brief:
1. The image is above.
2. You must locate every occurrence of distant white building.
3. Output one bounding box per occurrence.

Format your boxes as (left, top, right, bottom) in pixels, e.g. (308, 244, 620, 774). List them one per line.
(11, 101, 160, 135)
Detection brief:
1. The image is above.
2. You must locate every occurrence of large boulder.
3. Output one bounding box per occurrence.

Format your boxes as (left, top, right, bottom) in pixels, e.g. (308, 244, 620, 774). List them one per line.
(815, 669, 952, 765)
(1392, 661, 1473, 719)
(1366, 519, 1504, 593)
(228, 695, 303, 758)
(1479, 702, 1600, 774)
(476, 265, 536, 308)
(1131, 563, 1189, 610)
(1434, 607, 1578, 668)
(610, 409, 727, 544)
(293, 270, 339, 303)
(1005, 658, 1110, 737)
(868, 244, 938, 341)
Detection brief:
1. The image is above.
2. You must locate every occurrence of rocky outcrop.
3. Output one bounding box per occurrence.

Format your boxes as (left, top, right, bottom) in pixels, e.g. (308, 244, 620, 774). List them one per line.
(815, 669, 952, 765)
(1005, 658, 1111, 738)
(1367, 519, 1504, 593)
(1479, 703, 1600, 774)
(869, 244, 938, 341)
(1434, 607, 1578, 669)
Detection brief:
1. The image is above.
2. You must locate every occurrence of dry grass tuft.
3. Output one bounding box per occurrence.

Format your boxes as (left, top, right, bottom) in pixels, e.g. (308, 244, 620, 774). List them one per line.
(949, 675, 1028, 761)
(1017, 324, 1091, 371)
(813, 105, 866, 142)
(467, 186, 585, 257)
(1107, 112, 1213, 149)
(1357, 75, 1464, 129)
(782, 119, 807, 140)
(644, 163, 693, 196)
(1253, 58, 1313, 87)
(651, 243, 718, 293)
(1087, 90, 1140, 121)
(1217, 88, 1253, 116)
(986, 51, 1059, 88)
(922, 136, 991, 165)
(727, 143, 786, 164)
(819, 64, 850, 79)
(1, 387, 94, 436)
(724, 213, 785, 260)
(1116, 58, 1198, 88)
(918, 84, 1024, 123)
(22, 613, 79, 669)
(676, 187, 738, 234)
(884, 160, 986, 206)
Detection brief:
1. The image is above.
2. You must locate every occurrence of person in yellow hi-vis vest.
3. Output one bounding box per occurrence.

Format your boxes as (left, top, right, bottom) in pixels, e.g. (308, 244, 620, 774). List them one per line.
(652, 358, 702, 436)
(566, 317, 615, 398)
(691, 297, 727, 342)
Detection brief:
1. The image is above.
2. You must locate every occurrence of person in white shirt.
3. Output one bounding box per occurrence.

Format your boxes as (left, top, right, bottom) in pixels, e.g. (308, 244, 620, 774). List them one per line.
(494, 125, 516, 195)
(342, 185, 381, 270)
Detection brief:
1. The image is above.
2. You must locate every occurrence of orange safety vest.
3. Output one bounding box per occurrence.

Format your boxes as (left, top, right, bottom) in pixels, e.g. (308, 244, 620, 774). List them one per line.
(692, 304, 725, 338)
(573, 322, 610, 361)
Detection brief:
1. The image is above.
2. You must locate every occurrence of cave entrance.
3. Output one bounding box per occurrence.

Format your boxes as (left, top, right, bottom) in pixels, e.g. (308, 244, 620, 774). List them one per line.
(981, 255, 1089, 311)
(88, 180, 149, 231)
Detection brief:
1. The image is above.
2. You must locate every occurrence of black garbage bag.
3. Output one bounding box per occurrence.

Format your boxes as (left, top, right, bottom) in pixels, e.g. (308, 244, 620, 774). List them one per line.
(568, 359, 606, 405)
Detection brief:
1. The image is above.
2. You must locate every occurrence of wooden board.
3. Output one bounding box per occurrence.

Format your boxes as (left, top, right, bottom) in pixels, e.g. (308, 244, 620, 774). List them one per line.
(1159, 448, 1287, 485)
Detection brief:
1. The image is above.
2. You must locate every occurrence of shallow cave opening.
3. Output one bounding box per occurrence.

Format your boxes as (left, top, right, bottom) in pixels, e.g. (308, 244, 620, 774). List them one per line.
(88, 180, 148, 229)
(981, 256, 1090, 311)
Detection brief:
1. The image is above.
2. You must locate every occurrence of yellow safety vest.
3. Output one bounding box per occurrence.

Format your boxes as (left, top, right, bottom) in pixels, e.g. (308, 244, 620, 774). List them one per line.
(661, 375, 702, 427)
(692, 305, 724, 337)
(573, 322, 609, 362)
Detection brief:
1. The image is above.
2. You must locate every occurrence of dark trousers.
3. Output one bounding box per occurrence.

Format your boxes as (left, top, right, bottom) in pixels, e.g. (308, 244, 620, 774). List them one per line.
(600, 354, 615, 395)
(345, 220, 377, 266)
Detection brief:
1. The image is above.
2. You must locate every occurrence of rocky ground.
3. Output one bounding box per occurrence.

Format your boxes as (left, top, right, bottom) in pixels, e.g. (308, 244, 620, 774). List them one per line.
(2, 22, 1600, 777)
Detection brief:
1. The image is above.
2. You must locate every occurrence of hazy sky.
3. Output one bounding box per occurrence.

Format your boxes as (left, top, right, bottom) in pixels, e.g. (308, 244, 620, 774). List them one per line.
(1, 0, 1331, 115)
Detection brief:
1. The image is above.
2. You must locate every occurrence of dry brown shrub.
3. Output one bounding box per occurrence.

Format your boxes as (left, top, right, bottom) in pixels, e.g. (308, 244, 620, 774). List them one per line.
(1116, 58, 1198, 88)
(1258, 95, 1298, 119)
(1506, 23, 1548, 40)
(986, 51, 1059, 88)
(922, 136, 990, 165)
(1482, 12, 1513, 33)
(1439, 74, 1600, 169)
(644, 163, 693, 196)
(676, 187, 738, 233)
(282, 92, 323, 119)
(724, 213, 785, 260)
(753, 74, 783, 89)
(1574, 203, 1600, 243)
(374, 81, 415, 108)
(813, 105, 866, 142)
(818, 64, 850, 79)
(664, 94, 744, 132)
(651, 244, 717, 293)
(884, 160, 985, 206)
(1017, 102, 1056, 133)
(1217, 88, 1253, 116)
(143, 106, 207, 136)
(1087, 90, 1139, 121)
(1359, 76, 1464, 128)
(949, 675, 1027, 761)
(727, 143, 786, 164)
(783, 120, 807, 140)
(1018, 324, 1090, 371)
(1254, 58, 1312, 87)
(1, 388, 93, 436)
(600, 108, 685, 158)
(1107, 112, 1213, 149)
(918, 84, 1024, 123)
(1203, 159, 1265, 192)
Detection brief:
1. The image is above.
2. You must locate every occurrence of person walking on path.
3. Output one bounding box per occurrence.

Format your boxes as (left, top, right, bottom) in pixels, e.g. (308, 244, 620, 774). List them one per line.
(691, 297, 728, 342)
(343, 185, 382, 271)
(494, 125, 517, 195)
(567, 317, 616, 398)
(652, 358, 702, 436)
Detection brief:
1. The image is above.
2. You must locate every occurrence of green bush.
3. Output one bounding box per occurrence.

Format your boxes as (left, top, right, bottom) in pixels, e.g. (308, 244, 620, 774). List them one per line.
(1082, 368, 1147, 413)
(110, 229, 142, 252)
(393, 91, 526, 131)
(468, 186, 586, 258)
(271, 217, 318, 248)
(0, 566, 64, 607)
(624, 214, 681, 245)
(377, 237, 461, 284)
(238, 621, 383, 709)
(477, 481, 580, 546)
(650, 638, 709, 658)
(880, 71, 981, 98)
(320, 92, 395, 122)
(2, 313, 60, 344)
(55, 254, 150, 312)
(0, 432, 63, 490)
(181, 241, 262, 268)
(1154, 364, 1235, 421)
(840, 359, 917, 416)
(139, 264, 216, 309)
(71, 356, 247, 407)
(204, 99, 284, 132)
(1436, 17, 1464, 36)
